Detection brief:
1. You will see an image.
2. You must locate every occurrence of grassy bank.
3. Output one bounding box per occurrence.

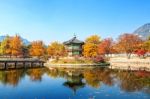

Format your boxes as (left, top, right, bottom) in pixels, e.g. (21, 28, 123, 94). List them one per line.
(47, 57, 110, 66)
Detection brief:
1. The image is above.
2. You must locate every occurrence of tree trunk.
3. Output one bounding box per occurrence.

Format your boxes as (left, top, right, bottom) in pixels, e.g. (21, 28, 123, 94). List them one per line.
(127, 53, 131, 59)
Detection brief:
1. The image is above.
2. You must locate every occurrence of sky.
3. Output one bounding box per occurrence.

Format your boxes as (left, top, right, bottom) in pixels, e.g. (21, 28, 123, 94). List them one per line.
(0, 0, 150, 44)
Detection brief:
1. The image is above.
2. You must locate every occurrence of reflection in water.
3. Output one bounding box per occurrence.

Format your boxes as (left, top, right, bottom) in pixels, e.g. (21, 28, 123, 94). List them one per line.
(118, 71, 150, 93)
(47, 68, 114, 89)
(83, 68, 114, 88)
(0, 67, 47, 86)
(26, 68, 46, 81)
(0, 67, 149, 98)
(0, 69, 25, 86)
(47, 67, 150, 94)
(63, 74, 85, 94)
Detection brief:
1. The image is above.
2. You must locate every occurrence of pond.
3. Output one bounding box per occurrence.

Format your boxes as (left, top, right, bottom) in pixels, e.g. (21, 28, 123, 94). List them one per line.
(0, 67, 150, 99)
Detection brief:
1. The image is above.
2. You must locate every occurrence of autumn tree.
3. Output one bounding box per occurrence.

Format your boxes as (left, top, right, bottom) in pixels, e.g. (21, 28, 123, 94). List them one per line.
(98, 38, 114, 56)
(47, 41, 66, 57)
(85, 35, 101, 44)
(0, 36, 11, 56)
(143, 38, 150, 52)
(110, 44, 119, 54)
(29, 41, 45, 57)
(117, 33, 142, 59)
(134, 36, 150, 58)
(9, 35, 23, 57)
(83, 35, 101, 57)
(135, 49, 147, 58)
(83, 43, 98, 57)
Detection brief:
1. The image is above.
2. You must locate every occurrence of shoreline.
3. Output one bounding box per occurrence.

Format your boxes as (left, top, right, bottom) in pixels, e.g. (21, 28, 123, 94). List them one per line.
(45, 58, 150, 72)
(44, 63, 110, 68)
(0, 57, 149, 72)
(44, 63, 110, 66)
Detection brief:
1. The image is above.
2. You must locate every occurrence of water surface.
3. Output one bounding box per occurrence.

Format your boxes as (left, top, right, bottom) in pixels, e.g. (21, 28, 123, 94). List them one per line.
(0, 67, 150, 99)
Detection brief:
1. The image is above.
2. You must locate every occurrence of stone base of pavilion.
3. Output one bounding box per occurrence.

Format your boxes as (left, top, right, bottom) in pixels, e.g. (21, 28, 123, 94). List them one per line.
(44, 63, 110, 68)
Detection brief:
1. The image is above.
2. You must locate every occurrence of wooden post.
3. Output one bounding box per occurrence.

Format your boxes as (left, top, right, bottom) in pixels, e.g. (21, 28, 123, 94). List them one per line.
(4, 62, 7, 70)
(41, 62, 42, 67)
(15, 62, 17, 68)
(42, 61, 44, 67)
(41, 62, 44, 67)
(23, 62, 26, 69)
(31, 62, 33, 67)
(128, 66, 131, 71)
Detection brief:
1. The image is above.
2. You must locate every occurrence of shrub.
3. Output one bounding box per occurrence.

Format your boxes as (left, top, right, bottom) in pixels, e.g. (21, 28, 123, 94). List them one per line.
(92, 56, 105, 63)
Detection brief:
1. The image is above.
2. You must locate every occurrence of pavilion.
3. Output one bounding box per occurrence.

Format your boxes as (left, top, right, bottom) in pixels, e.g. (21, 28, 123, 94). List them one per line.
(63, 36, 84, 56)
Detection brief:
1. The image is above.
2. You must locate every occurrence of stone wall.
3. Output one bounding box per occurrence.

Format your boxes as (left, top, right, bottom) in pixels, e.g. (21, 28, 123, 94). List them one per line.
(109, 58, 150, 71)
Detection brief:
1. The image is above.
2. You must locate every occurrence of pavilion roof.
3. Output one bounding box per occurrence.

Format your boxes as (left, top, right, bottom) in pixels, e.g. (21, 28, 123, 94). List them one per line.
(63, 36, 84, 45)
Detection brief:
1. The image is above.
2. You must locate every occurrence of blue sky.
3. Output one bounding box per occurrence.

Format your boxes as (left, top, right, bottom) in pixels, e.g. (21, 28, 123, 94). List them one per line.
(0, 0, 150, 44)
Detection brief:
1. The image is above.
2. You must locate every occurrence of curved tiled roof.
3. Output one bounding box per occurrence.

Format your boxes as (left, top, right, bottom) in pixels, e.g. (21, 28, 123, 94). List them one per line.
(63, 36, 84, 45)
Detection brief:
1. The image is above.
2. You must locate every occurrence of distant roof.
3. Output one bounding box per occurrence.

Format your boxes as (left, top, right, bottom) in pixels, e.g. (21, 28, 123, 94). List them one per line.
(63, 36, 84, 45)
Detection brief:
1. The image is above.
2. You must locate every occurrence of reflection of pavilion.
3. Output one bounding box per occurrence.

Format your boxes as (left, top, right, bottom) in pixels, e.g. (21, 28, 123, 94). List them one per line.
(63, 71, 85, 95)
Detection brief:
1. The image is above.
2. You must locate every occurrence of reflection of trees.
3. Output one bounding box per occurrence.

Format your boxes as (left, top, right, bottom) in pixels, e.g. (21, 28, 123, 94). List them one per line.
(117, 71, 150, 92)
(83, 68, 113, 88)
(0, 71, 6, 84)
(99, 69, 114, 86)
(143, 87, 150, 95)
(47, 68, 68, 78)
(47, 69, 59, 78)
(83, 69, 101, 88)
(0, 69, 25, 86)
(0, 67, 48, 86)
(48, 68, 114, 89)
(27, 68, 46, 81)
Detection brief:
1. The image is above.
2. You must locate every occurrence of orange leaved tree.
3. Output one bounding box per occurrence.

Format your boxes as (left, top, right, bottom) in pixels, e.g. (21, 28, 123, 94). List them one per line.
(9, 35, 23, 57)
(117, 33, 142, 59)
(29, 41, 45, 58)
(98, 38, 114, 56)
(47, 41, 66, 57)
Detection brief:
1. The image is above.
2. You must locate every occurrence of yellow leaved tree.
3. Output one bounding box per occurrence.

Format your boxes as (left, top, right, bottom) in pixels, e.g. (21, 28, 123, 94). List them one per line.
(47, 41, 66, 57)
(83, 35, 101, 57)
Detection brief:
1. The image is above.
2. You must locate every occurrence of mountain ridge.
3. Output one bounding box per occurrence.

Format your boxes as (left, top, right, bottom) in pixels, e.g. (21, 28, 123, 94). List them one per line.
(133, 23, 150, 40)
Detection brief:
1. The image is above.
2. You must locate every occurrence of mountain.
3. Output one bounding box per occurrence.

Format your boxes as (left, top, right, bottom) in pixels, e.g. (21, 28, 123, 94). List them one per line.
(133, 23, 150, 40)
(0, 35, 30, 45)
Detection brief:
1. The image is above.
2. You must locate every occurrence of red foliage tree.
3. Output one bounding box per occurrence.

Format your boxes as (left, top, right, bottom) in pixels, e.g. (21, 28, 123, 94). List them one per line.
(98, 38, 114, 56)
(117, 33, 142, 59)
(135, 49, 147, 58)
